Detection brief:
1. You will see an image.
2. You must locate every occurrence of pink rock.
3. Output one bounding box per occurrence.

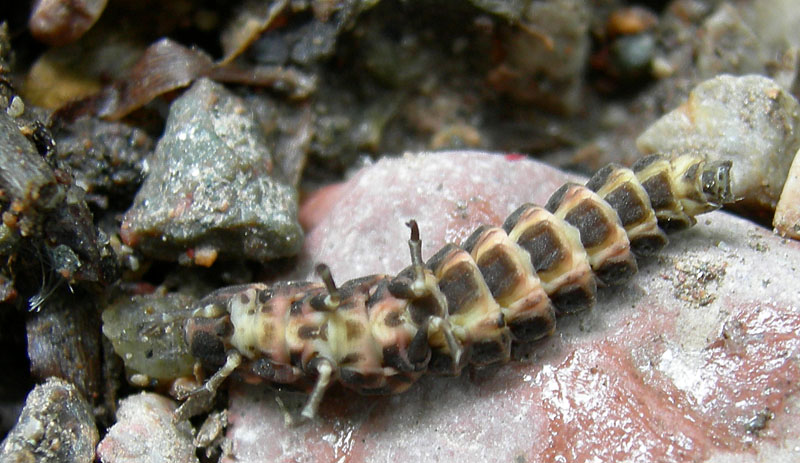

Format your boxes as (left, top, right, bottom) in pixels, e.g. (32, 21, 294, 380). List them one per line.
(97, 393, 197, 463)
(291, 152, 582, 282)
(225, 152, 800, 463)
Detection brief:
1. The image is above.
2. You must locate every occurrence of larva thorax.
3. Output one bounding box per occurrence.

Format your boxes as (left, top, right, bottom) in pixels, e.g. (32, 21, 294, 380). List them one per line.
(179, 153, 733, 420)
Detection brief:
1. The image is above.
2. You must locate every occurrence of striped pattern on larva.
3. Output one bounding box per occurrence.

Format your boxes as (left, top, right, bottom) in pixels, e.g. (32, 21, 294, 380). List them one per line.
(177, 153, 733, 420)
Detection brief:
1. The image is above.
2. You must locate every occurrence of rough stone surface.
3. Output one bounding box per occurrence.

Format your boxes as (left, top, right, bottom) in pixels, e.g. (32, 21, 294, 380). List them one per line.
(0, 111, 61, 215)
(696, 4, 767, 79)
(225, 152, 800, 463)
(0, 377, 98, 463)
(26, 296, 103, 407)
(121, 78, 303, 264)
(96, 392, 198, 463)
(637, 74, 800, 216)
(774, 147, 800, 239)
(50, 116, 152, 210)
(497, 0, 590, 112)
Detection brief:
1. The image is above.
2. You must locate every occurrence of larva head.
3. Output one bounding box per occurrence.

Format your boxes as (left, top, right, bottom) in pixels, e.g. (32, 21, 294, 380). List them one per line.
(184, 303, 234, 370)
(102, 294, 197, 383)
(701, 160, 734, 206)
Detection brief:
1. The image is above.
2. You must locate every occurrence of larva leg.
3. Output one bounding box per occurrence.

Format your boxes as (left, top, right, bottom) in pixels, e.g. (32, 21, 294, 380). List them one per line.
(174, 351, 242, 422)
(301, 358, 335, 419)
(429, 315, 464, 367)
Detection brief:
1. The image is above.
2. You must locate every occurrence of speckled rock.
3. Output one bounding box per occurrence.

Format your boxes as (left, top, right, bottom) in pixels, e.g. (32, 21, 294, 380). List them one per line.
(495, 0, 590, 112)
(97, 392, 197, 463)
(696, 4, 767, 79)
(0, 377, 98, 463)
(637, 74, 800, 216)
(50, 116, 152, 210)
(225, 152, 800, 463)
(121, 78, 303, 264)
(774, 147, 800, 239)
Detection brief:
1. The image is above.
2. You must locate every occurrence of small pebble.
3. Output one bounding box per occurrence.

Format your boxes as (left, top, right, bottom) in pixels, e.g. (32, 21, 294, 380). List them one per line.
(0, 378, 98, 463)
(96, 393, 198, 463)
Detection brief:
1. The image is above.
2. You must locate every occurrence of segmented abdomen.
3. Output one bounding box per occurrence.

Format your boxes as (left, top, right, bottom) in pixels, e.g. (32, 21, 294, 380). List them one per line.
(185, 153, 732, 409)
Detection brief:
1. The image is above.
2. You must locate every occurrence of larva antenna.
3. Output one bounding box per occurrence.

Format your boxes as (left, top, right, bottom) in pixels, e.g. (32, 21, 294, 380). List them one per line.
(315, 263, 341, 311)
(406, 220, 427, 297)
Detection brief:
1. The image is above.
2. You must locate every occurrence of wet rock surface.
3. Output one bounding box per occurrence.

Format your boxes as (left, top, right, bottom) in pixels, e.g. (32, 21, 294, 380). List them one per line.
(637, 74, 800, 218)
(0, 377, 98, 463)
(225, 152, 800, 463)
(96, 392, 197, 463)
(120, 78, 303, 264)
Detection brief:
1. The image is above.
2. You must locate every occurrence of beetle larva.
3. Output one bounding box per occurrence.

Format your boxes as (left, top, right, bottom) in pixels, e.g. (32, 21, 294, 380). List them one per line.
(175, 153, 733, 420)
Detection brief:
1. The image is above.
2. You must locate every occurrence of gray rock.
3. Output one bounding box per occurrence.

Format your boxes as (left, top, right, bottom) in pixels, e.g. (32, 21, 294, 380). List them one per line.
(26, 297, 103, 409)
(0, 378, 98, 463)
(739, 0, 800, 92)
(0, 111, 61, 221)
(742, 0, 800, 51)
(96, 393, 198, 463)
(499, 0, 590, 112)
(637, 74, 800, 214)
(696, 4, 767, 79)
(50, 116, 153, 210)
(121, 78, 303, 264)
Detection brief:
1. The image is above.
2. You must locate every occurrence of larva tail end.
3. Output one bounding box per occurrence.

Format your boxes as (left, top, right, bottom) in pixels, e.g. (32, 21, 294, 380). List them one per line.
(701, 160, 734, 206)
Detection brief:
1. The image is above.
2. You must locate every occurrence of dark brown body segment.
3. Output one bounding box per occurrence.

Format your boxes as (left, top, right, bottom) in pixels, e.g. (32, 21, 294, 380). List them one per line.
(462, 226, 556, 342)
(545, 183, 638, 286)
(427, 244, 510, 369)
(586, 164, 668, 256)
(502, 204, 596, 314)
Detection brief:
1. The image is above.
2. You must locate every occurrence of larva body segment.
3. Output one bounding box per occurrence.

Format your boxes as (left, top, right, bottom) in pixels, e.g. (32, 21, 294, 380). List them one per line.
(502, 204, 596, 314)
(426, 243, 511, 369)
(546, 183, 638, 286)
(585, 163, 667, 255)
(177, 153, 734, 420)
(461, 225, 556, 343)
